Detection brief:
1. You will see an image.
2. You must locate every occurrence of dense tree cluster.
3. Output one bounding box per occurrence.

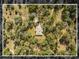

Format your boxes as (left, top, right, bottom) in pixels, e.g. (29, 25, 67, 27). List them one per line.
(3, 5, 77, 55)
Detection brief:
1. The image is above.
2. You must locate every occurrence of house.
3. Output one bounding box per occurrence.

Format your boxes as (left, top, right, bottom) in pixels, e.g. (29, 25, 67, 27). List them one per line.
(35, 23, 43, 35)
(34, 17, 43, 36)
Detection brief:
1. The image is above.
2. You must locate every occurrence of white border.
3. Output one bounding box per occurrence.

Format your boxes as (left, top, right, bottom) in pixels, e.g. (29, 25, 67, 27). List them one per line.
(2, 4, 78, 57)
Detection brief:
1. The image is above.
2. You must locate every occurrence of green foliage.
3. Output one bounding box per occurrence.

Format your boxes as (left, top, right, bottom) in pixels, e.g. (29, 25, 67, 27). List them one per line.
(14, 16, 22, 25)
(28, 5, 38, 13)
(29, 37, 37, 44)
(3, 48, 11, 55)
